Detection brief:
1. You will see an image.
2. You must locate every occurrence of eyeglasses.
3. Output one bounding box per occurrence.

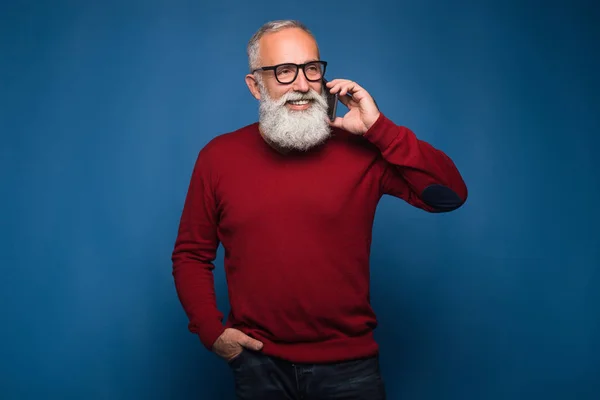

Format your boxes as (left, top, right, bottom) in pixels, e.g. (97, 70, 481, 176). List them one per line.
(252, 61, 327, 84)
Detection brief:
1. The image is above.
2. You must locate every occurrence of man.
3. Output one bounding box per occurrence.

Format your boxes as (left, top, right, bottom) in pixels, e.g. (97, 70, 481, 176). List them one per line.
(172, 20, 467, 400)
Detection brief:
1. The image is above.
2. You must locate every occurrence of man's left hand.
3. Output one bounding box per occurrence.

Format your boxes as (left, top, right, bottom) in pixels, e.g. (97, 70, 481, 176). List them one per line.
(325, 79, 380, 135)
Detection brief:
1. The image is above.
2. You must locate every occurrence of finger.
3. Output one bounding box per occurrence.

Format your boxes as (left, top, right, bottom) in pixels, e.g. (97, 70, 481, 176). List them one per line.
(325, 78, 350, 89)
(340, 81, 364, 97)
(327, 80, 351, 95)
(339, 83, 352, 97)
(337, 93, 353, 108)
(240, 334, 264, 351)
(324, 79, 337, 88)
(323, 79, 336, 92)
(327, 82, 342, 94)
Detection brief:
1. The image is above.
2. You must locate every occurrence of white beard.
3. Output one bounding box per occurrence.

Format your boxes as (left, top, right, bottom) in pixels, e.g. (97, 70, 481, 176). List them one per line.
(257, 83, 332, 151)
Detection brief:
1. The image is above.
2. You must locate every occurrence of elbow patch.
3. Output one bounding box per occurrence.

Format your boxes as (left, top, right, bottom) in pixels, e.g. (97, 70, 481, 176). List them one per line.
(421, 184, 464, 211)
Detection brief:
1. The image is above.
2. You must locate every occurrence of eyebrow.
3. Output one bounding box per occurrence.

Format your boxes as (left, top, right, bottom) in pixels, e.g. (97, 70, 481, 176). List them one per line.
(266, 58, 321, 67)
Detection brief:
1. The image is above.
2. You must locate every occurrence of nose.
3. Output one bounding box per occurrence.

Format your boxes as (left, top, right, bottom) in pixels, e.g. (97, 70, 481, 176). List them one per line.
(292, 68, 310, 92)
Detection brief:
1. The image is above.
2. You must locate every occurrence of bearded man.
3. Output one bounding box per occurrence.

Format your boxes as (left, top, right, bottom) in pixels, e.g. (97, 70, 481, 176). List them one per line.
(172, 19, 468, 400)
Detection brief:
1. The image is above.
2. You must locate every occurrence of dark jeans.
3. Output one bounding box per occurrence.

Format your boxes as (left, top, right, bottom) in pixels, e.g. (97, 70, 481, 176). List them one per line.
(227, 349, 386, 400)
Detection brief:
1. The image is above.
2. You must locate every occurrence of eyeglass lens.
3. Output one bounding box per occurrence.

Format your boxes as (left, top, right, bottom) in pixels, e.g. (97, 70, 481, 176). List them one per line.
(276, 62, 324, 83)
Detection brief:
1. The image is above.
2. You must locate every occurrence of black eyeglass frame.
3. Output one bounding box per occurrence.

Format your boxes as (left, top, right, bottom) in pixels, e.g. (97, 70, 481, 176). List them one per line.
(252, 61, 328, 84)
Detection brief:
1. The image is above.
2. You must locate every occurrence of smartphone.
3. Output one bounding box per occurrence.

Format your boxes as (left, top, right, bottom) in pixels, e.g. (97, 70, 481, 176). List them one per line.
(323, 78, 338, 122)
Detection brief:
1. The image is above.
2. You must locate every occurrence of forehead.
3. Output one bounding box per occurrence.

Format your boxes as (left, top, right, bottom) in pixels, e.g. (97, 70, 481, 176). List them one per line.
(259, 28, 320, 65)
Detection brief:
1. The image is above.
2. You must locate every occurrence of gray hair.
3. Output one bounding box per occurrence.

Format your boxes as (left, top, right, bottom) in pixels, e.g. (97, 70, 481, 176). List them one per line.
(247, 20, 317, 72)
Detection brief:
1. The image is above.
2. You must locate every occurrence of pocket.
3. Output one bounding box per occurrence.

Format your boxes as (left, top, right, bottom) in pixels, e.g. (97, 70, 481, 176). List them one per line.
(227, 349, 246, 367)
(333, 356, 381, 383)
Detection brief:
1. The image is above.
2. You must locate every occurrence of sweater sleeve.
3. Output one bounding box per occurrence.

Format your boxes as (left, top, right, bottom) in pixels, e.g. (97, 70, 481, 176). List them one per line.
(363, 113, 468, 212)
(171, 147, 225, 350)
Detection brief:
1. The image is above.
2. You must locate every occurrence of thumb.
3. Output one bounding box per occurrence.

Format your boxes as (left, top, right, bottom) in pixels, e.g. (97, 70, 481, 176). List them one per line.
(240, 334, 264, 351)
(328, 116, 344, 129)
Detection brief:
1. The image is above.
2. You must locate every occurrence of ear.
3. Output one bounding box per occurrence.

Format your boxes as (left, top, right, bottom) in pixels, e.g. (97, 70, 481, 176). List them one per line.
(245, 74, 261, 100)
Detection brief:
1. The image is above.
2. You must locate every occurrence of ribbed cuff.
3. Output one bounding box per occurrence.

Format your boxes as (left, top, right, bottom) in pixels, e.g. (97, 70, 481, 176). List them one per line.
(197, 320, 226, 351)
(362, 113, 403, 151)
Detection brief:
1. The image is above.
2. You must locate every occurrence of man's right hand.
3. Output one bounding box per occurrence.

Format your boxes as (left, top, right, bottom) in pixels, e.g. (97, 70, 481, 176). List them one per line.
(212, 328, 264, 362)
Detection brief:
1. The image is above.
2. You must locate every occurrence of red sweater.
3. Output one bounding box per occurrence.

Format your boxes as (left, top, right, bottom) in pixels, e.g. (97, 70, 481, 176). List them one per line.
(171, 113, 467, 363)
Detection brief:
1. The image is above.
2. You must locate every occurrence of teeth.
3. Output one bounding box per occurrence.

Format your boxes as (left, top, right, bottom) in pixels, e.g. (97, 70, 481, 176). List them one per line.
(289, 100, 310, 105)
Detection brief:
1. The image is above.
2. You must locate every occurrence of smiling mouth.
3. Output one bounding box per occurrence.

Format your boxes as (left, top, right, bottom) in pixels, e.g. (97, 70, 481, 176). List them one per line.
(287, 99, 312, 106)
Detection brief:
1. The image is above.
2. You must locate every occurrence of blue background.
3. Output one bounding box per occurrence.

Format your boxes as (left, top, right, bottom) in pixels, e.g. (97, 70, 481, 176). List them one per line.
(1, 1, 599, 399)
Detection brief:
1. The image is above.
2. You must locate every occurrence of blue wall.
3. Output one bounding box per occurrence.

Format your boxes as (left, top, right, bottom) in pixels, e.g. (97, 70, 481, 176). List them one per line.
(1, 1, 598, 399)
